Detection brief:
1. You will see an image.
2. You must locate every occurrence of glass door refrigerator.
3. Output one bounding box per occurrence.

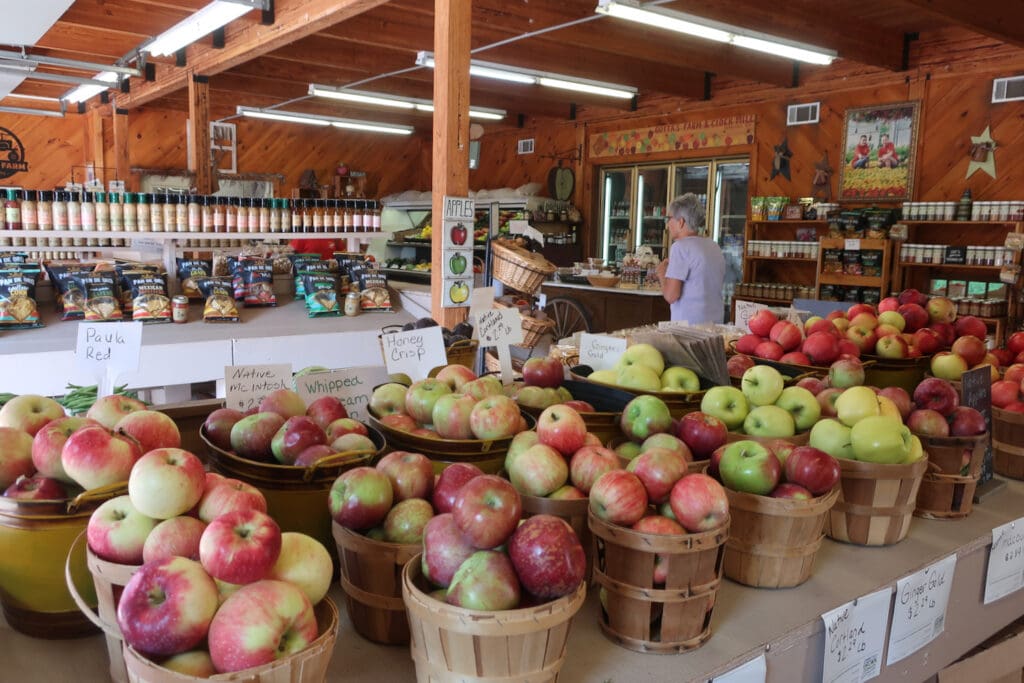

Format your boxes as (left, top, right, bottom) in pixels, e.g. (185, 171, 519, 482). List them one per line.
(634, 166, 670, 257)
(599, 167, 634, 266)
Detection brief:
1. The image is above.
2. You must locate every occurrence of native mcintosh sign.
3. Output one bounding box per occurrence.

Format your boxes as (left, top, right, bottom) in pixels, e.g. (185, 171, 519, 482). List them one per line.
(0, 128, 28, 179)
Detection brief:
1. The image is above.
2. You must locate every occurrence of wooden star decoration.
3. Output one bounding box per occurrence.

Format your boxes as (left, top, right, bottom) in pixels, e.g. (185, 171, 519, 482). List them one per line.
(811, 151, 834, 201)
(967, 126, 997, 179)
(771, 137, 793, 181)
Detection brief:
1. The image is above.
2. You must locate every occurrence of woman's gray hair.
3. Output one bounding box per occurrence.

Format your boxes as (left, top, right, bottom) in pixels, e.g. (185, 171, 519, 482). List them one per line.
(669, 194, 707, 236)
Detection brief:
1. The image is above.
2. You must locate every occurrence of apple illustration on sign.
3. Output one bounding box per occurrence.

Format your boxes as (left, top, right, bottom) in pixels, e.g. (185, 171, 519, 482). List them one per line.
(449, 252, 467, 275)
(451, 223, 468, 245)
(449, 280, 470, 304)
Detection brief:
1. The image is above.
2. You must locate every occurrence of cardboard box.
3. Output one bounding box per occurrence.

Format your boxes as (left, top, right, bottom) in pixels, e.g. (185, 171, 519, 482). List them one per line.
(938, 616, 1024, 683)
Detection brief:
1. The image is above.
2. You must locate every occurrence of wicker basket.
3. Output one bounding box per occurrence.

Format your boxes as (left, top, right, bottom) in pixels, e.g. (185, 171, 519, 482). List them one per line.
(914, 462, 978, 519)
(825, 457, 927, 546)
(992, 406, 1024, 479)
(491, 242, 556, 295)
(723, 486, 838, 589)
(483, 350, 525, 376)
(402, 554, 585, 682)
(589, 509, 728, 653)
(333, 522, 417, 645)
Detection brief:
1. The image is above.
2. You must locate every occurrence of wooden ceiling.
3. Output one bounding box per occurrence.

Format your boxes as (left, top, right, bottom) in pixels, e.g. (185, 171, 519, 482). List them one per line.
(4, 0, 1024, 126)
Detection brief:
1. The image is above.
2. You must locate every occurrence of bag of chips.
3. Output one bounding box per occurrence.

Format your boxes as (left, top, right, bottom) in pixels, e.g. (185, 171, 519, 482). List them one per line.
(0, 268, 42, 329)
(115, 263, 161, 314)
(359, 271, 392, 312)
(0, 253, 29, 267)
(243, 260, 276, 307)
(302, 272, 340, 317)
(292, 256, 332, 297)
(74, 272, 123, 322)
(45, 263, 92, 320)
(196, 277, 239, 322)
(176, 258, 213, 300)
(125, 271, 171, 323)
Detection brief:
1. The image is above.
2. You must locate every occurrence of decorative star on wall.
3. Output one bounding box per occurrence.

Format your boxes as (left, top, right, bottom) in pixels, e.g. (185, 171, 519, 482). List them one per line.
(771, 137, 792, 181)
(966, 126, 997, 179)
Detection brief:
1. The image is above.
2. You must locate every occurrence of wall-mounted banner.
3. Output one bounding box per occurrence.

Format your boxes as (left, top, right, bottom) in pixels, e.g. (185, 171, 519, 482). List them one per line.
(589, 115, 755, 159)
(0, 127, 29, 179)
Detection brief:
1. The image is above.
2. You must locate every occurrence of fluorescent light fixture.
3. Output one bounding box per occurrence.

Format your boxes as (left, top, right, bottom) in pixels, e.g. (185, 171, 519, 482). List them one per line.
(0, 105, 64, 118)
(309, 83, 507, 121)
(6, 93, 61, 102)
(145, 0, 262, 57)
(415, 51, 637, 99)
(594, 0, 837, 66)
(63, 70, 120, 103)
(236, 106, 414, 135)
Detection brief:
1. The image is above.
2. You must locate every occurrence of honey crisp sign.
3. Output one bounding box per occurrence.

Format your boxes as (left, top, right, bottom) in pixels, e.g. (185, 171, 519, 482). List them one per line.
(0, 127, 28, 179)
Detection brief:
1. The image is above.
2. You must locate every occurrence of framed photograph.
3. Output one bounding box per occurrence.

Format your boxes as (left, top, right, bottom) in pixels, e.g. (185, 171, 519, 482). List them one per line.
(838, 101, 920, 202)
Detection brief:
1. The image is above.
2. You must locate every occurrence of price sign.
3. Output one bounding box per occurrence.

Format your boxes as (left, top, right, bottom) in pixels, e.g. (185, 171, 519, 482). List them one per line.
(786, 307, 804, 326)
(225, 363, 292, 412)
(712, 654, 766, 683)
(886, 554, 957, 665)
(579, 333, 627, 371)
(477, 308, 524, 347)
(845, 238, 862, 251)
(379, 327, 447, 382)
(734, 300, 768, 332)
(961, 365, 993, 483)
(294, 366, 392, 421)
(985, 518, 1024, 604)
(75, 322, 143, 397)
(821, 588, 891, 683)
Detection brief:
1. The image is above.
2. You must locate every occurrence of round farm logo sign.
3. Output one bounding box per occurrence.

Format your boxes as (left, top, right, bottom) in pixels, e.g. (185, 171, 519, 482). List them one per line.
(0, 127, 28, 179)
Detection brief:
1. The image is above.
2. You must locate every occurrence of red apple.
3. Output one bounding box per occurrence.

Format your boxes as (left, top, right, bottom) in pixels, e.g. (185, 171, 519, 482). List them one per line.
(197, 478, 267, 522)
(128, 448, 206, 520)
(796, 377, 827, 396)
(383, 498, 435, 544)
(926, 296, 957, 325)
(754, 340, 784, 361)
(292, 444, 335, 468)
(432, 462, 484, 514)
(258, 389, 307, 419)
(229, 412, 286, 462)
(143, 516, 207, 564)
(199, 508, 282, 585)
(0, 394, 66, 435)
(522, 356, 565, 388)
(115, 410, 182, 453)
(305, 396, 349, 431)
(930, 322, 956, 348)
(328, 466, 393, 531)
(61, 426, 143, 490)
(446, 550, 521, 611)
(769, 321, 803, 352)
(431, 393, 477, 440)
(563, 400, 595, 413)
(550, 484, 587, 499)
(0, 427, 35, 490)
(536, 404, 588, 457)
(747, 309, 778, 337)
(913, 377, 960, 416)
(907, 409, 951, 437)
(86, 494, 158, 564)
(847, 303, 875, 320)
(1005, 364, 1024, 385)
(203, 408, 244, 452)
(826, 310, 847, 321)
(837, 339, 862, 359)
(955, 316, 989, 341)
(912, 328, 942, 356)
(898, 288, 928, 307)
(376, 451, 434, 501)
(878, 387, 913, 420)
(3, 474, 66, 500)
(508, 514, 585, 599)
(735, 333, 764, 355)
(707, 444, 727, 479)
(992, 380, 1022, 408)
(325, 418, 369, 441)
(1008, 332, 1024, 357)
(803, 331, 841, 365)
(31, 416, 98, 483)
(727, 354, 756, 378)
(783, 446, 840, 495)
(569, 445, 621, 494)
(668, 473, 729, 533)
(421, 513, 478, 589)
(626, 447, 688, 504)
(469, 395, 522, 440)
(829, 357, 866, 389)
(992, 348, 1015, 368)
(808, 318, 839, 336)
(897, 303, 929, 333)
(435, 364, 478, 392)
(1005, 401, 1024, 414)
(878, 296, 900, 313)
(452, 475, 522, 549)
(770, 483, 813, 499)
(846, 325, 878, 353)
(780, 351, 812, 365)
(951, 335, 987, 367)
(589, 470, 648, 526)
(816, 388, 843, 418)
(632, 515, 686, 535)
(949, 406, 986, 436)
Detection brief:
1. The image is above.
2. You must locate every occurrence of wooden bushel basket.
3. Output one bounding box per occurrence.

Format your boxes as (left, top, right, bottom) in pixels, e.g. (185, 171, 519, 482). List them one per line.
(992, 407, 1024, 480)
(86, 539, 141, 683)
(723, 486, 839, 589)
(589, 509, 728, 653)
(915, 432, 987, 477)
(402, 554, 586, 683)
(915, 462, 979, 519)
(332, 522, 417, 645)
(825, 457, 927, 546)
(521, 494, 593, 581)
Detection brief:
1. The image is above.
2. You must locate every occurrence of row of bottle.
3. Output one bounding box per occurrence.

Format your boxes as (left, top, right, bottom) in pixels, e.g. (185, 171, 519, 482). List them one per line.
(1, 189, 382, 246)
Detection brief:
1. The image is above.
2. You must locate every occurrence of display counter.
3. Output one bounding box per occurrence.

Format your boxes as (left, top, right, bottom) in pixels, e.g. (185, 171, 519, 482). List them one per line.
(542, 280, 670, 333)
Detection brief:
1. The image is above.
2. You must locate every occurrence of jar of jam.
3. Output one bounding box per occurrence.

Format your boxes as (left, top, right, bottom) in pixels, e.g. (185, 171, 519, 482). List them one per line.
(172, 295, 189, 323)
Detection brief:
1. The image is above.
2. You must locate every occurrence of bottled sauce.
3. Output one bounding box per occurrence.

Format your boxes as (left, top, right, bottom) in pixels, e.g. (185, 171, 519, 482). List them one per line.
(160, 193, 173, 232)
(188, 195, 201, 233)
(350, 200, 362, 232)
(109, 193, 123, 246)
(292, 199, 303, 233)
(301, 200, 313, 233)
(213, 196, 226, 233)
(150, 194, 163, 232)
(342, 200, 354, 232)
(52, 191, 68, 248)
(67, 191, 82, 246)
(269, 198, 281, 232)
(372, 201, 381, 231)
(361, 201, 372, 233)
(226, 197, 238, 233)
(3, 188, 20, 247)
(331, 200, 343, 232)
(259, 198, 271, 233)
(201, 195, 213, 232)
(36, 191, 53, 246)
(311, 199, 323, 233)
(281, 198, 291, 232)
(247, 198, 260, 232)
(175, 194, 188, 232)
(137, 193, 151, 233)
(82, 192, 97, 246)
(21, 190, 36, 247)
(95, 192, 109, 246)
(122, 192, 136, 232)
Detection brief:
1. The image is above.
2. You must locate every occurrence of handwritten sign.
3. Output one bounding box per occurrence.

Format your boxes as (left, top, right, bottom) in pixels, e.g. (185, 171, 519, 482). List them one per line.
(961, 365, 994, 483)
(985, 518, 1024, 604)
(379, 327, 447, 381)
(786, 307, 805, 326)
(579, 333, 627, 371)
(75, 322, 143, 397)
(225, 363, 292, 412)
(734, 300, 768, 332)
(443, 195, 474, 221)
(712, 654, 767, 683)
(821, 588, 891, 683)
(845, 238, 861, 251)
(886, 554, 957, 665)
(477, 308, 524, 347)
(469, 286, 495, 323)
(294, 366, 392, 421)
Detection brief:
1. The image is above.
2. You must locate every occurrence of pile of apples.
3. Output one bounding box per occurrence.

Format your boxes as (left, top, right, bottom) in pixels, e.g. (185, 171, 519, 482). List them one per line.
(369, 365, 528, 441)
(90, 449, 333, 676)
(708, 439, 840, 500)
(991, 360, 1024, 413)
(0, 393, 181, 501)
(584, 343, 704, 394)
(202, 389, 375, 466)
(508, 356, 598, 413)
(907, 377, 987, 439)
(699, 365, 823, 439)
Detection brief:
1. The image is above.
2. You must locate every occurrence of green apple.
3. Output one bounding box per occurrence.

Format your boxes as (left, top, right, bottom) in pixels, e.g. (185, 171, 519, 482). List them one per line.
(556, 387, 573, 402)
(835, 386, 881, 427)
(741, 365, 785, 407)
(614, 441, 642, 461)
(660, 366, 700, 392)
(774, 386, 821, 432)
(616, 343, 665, 376)
(616, 365, 663, 392)
(809, 418, 855, 460)
(742, 405, 796, 438)
(700, 386, 749, 431)
(588, 369, 618, 384)
(718, 440, 781, 495)
(850, 415, 911, 464)
(905, 434, 924, 463)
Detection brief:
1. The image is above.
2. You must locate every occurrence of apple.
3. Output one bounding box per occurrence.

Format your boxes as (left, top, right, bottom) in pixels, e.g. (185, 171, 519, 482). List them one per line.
(829, 358, 865, 389)
(115, 410, 182, 454)
(203, 408, 245, 452)
(422, 513, 477, 588)
(1005, 364, 1024, 385)
(876, 310, 906, 332)
(160, 652, 216, 677)
(569, 446, 621, 493)
(748, 309, 778, 337)
(292, 444, 335, 468)
(1005, 401, 1024, 414)
(229, 412, 286, 462)
(369, 383, 409, 417)
(324, 418, 369, 442)
(452, 474, 522, 549)
(0, 394, 65, 436)
(669, 473, 729, 533)
(632, 515, 686, 535)
(128, 448, 205, 520)
(908, 408, 950, 437)
(769, 321, 803, 352)
(0, 427, 34, 490)
(627, 447, 688, 504)
(589, 470, 648, 526)
(770, 483, 813, 499)
(897, 303, 929, 332)
(742, 405, 796, 438)
(198, 478, 267, 522)
(930, 351, 968, 381)
(803, 315, 825, 332)
(803, 331, 841, 365)
(763, 438, 796, 467)
(1008, 332, 1024, 357)
(641, 433, 691, 459)
(955, 315, 989, 341)
(383, 498, 435, 544)
(117, 556, 220, 656)
(735, 334, 764, 355)
(550, 484, 587, 500)
(826, 310, 847, 321)
(376, 451, 434, 501)
(875, 335, 909, 359)
(460, 375, 504, 401)
(469, 395, 521, 441)
(727, 354, 756, 379)
(992, 380, 1022, 408)
(86, 494, 158, 564)
(816, 387, 842, 418)
(784, 446, 840, 495)
(507, 443, 569, 497)
(535, 404, 587, 457)
(877, 296, 899, 313)
(952, 335, 987, 367)
(844, 325, 878, 354)
(779, 351, 812, 365)
(767, 387, 818, 433)
(992, 348, 1015, 367)
(835, 386, 881, 427)
(269, 416, 327, 465)
(848, 312, 878, 330)
(809, 318, 840, 336)
(330, 433, 377, 454)
(61, 426, 142, 490)
(259, 389, 307, 419)
(616, 364, 663, 392)
(3, 474, 66, 500)
(718, 440, 781, 495)
(676, 411, 728, 460)
(618, 343, 666, 376)
(913, 377, 959, 416)
(514, 386, 561, 411)
(972, 362, 1000, 383)
(850, 416, 912, 464)
(84, 395, 147, 431)
(304, 396, 349, 432)
(949, 406, 986, 437)
(809, 419, 855, 460)
(446, 550, 521, 611)
(505, 431, 541, 471)
(833, 318, 851, 334)
(208, 579, 318, 673)
(508, 514, 585, 599)
(31, 416, 99, 484)
(754, 340, 785, 361)
(925, 296, 956, 324)
(700, 386, 749, 431)
(432, 462, 484, 514)
(522, 357, 565, 388)
(435, 364, 478, 392)
(795, 377, 827, 395)
(143, 516, 207, 564)
(877, 387, 913, 420)
(741, 365, 785, 407)
(329, 466, 393, 531)
(619, 395, 674, 443)
(911, 328, 942, 356)
(661, 366, 701, 392)
(404, 379, 452, 425)
(614, 440, 642, 462)
(563, 400, 595, 413)
(931, 322, 957, 348)
(199, 509, 282, 585)
(896, 288, 927, 307)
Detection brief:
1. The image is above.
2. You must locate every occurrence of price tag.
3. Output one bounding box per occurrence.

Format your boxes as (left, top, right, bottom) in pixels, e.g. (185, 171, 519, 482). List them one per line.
(985, 519, 1024, 604)
(579, 333, 627, 371)
(712, 654, 767, 683)
(821, 588, 891, 683)
(75, 322, 143, 397)
(845, 238, 861, 251)
(477, 308, 524, 347)
(379, 326, 447, 381)
(293, 366, 392, 421)
(734, 300, 768, 332)
(225, 363, 292, 413)
(786, 307, 804, 326)
(886, 554, 957, 665)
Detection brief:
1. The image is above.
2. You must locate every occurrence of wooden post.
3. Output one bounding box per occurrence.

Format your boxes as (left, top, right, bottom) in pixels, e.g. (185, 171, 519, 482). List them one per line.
(84, 108, 105, 180)
(430, 0, 472, 327)
(111, 106, 131, 191)
(188, 74, 212, 194)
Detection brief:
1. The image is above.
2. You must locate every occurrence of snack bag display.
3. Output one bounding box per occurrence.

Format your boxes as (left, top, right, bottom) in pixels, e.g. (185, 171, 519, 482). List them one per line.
(302, 272, 341, 317)
(74, 272, 123, 322)
(126, 271, 172, 323)
(0, 268, 42, 329)
(243, 260, 277, 307)
(196, 277, 239, 322)
(176, 258, 213, 300)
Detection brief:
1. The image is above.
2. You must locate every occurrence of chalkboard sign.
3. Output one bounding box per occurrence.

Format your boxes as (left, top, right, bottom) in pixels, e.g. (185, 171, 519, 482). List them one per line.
(943, 245, 967, 265)
(961, 365, 993, 484)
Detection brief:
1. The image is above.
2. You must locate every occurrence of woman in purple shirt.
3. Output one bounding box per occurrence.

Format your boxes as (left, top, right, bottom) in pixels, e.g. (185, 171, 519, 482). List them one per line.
(655, 193, 726, 324)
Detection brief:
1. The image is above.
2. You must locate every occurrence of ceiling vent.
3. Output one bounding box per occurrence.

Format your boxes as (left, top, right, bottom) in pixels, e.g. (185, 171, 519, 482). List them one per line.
(786, 102, 820, 126)
(992, 76, 1024, 103)
(517, 138, 535, 155)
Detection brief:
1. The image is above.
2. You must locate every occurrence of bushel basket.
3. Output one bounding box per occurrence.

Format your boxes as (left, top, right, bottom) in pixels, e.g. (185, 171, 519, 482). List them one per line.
(825, 457, 927, 546)
(993, 406, 1024, 480)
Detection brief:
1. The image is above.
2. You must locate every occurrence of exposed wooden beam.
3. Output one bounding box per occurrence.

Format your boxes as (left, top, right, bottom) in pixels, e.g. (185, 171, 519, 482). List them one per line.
(116, 0, 392, 109)
(84, 108, 106, 172)
(111, 106, 132, 189)
(898, 0, 1024, 48)
(188, 75, 212, 193)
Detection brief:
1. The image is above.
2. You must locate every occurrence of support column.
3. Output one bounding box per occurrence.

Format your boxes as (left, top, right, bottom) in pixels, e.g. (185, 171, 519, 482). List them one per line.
(111, 106, 131, 190)
(188, 74, 212, 194)
(84, 108, 105, 178)
(430, 0, 471, 327)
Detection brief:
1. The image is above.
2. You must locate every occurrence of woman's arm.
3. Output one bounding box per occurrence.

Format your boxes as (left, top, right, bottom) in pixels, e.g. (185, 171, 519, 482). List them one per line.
(661, 275, 682, 304)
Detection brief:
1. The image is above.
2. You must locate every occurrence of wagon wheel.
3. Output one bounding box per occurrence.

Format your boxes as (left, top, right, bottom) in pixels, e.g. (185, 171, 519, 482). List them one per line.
(544, 297, 592, 341)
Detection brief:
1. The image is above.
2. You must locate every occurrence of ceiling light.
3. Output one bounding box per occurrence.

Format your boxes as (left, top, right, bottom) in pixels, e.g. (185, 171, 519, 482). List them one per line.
(0, 105, 64, 118)
(594, 0, 837, 66)
(236, 106, 414, 135)
(0, 50, 141, 77)
(145, 0, 265, 57)
(63, 71, 120, 103)
(6, 93, 62, 103)
(415, 51, 637, 99)
(309, 83, 507, 121)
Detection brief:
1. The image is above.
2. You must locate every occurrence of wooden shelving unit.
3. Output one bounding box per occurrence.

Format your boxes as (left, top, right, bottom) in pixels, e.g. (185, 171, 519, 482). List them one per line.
(735, 220, 830, 312)
(815, 237, 892, 302)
